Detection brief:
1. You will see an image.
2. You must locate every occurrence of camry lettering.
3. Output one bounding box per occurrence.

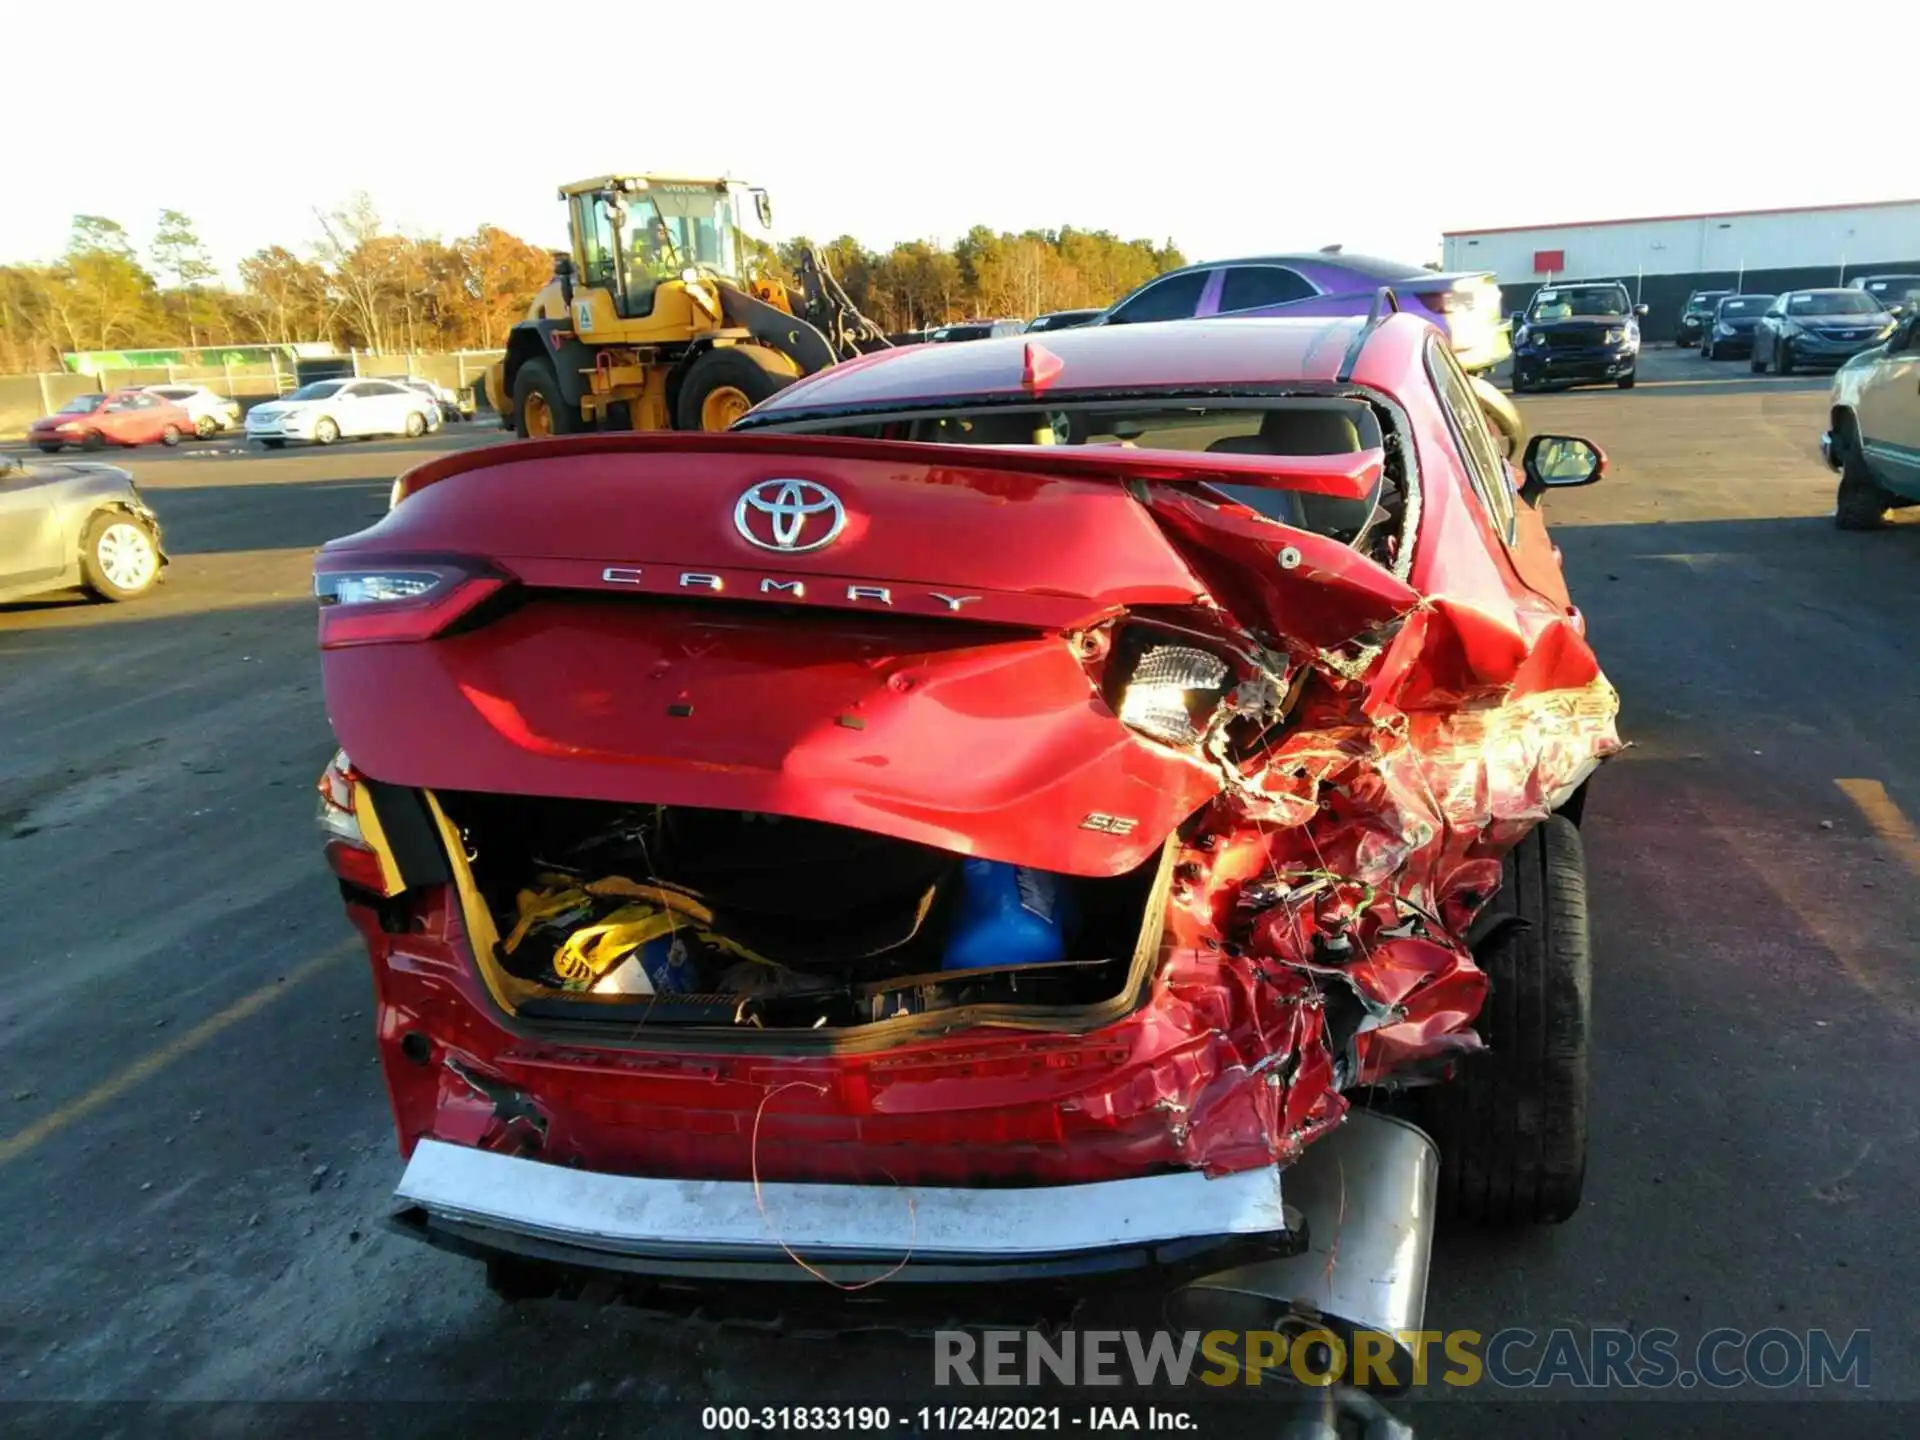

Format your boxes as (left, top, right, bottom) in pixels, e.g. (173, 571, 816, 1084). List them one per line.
(597, 571, 973, 611)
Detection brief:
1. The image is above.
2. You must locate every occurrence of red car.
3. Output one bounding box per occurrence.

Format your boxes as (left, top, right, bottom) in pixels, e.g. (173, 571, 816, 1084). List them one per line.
(315, 310, 1618, 1385)
(29, 389, 194, 452)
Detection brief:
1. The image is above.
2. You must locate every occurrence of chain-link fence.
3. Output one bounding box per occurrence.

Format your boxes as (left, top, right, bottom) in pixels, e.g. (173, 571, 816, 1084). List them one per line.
(0, 350, 504, 438)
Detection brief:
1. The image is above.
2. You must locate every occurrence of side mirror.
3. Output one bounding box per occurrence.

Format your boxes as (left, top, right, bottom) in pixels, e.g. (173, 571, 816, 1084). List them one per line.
(1889, 315, 1919, 354)
(752, 188, 773, 228)
(1633, 303, 1650, 319)
(1521, 434, 1605, 503)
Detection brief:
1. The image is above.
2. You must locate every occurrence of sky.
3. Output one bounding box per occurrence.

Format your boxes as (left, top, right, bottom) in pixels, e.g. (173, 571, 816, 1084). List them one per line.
(6, 0, 1914, 280)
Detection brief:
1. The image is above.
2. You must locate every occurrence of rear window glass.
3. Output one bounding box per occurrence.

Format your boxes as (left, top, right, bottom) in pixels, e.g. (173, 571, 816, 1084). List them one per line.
(1718, 296, 1770, 316)
(1219, 266, 1316, 312)
(1863, 277, 1920, 298)
(1317, 253, 1430, 282)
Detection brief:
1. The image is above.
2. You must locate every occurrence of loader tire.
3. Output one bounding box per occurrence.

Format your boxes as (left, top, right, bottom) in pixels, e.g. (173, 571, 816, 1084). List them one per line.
(675, 347, 789, 432)
(1422, 814, 1591, 1227)
(512, 359, 580, 439)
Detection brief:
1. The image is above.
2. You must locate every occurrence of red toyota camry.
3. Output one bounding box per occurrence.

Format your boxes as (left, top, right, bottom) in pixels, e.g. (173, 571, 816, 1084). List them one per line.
(313, 309, 1618, 1380)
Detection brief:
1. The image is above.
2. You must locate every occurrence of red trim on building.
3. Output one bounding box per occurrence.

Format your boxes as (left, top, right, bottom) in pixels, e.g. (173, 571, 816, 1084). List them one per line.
(1445, 197, 1920, 239)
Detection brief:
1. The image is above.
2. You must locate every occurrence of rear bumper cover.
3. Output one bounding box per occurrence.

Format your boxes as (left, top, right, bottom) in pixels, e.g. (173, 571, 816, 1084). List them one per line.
(389, 1137, 1301, 1286)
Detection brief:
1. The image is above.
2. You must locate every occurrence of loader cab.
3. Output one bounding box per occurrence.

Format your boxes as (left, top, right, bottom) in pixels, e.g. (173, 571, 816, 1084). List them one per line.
(565, 177, 747, 323)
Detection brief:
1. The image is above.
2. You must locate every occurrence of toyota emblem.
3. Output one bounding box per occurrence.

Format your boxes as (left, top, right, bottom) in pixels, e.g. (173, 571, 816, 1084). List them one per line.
(734, 479, 847, 553)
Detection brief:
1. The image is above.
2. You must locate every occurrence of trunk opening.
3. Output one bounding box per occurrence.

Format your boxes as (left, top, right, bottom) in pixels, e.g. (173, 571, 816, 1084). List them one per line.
(428, 789, 1174, 1045)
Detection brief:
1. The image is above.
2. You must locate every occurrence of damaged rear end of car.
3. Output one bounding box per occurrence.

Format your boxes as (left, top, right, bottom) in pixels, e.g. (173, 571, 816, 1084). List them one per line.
(315, 321, 1618, 1370)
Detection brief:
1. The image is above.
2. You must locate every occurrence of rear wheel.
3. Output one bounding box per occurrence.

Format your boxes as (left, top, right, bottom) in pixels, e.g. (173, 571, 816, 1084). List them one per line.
(1421, 815, 1591, 1226)
(675, 347, 790, 432)
(194, 414, 218, 438)
(512, 360, 580, 439)
(1833, 414, 1897, 530)
(80, 512, 162, 602)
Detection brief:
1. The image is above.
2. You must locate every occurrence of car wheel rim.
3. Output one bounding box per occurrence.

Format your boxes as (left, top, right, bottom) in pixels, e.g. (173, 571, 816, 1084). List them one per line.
(98, 524, 156, 591)
(700, 385, 752, 431)
(317, 421, 337, 442)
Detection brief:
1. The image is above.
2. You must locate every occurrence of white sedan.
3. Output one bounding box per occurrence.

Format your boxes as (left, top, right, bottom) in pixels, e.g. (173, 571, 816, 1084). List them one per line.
(245, 378, 440, 448)
(143, 384, 243, 437)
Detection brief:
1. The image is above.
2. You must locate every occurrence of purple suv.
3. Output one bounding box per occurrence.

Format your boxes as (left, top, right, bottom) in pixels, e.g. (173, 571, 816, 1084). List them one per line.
(1098, 249, 1510, 373)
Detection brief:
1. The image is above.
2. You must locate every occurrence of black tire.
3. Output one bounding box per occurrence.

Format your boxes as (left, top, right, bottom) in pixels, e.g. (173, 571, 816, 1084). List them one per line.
(1508, 370, 1529, 395)
(1749, 347, 1766, 373)
(1615, 370, 1635, 389)
(35, 442, 62, 454)
(674, 347, 790, 432)
(194, 415, 218, 438)
(80, 430, 106, 452)
(159, 424, 181, 446)
(511, 359, 581, 439)
(259, 439, 286, 450)
(1775, 341, 1793, 376)
(1833, 413, 1896, 531)
(1422, 815, 1591, 1227)
(78, 511, 162, 602)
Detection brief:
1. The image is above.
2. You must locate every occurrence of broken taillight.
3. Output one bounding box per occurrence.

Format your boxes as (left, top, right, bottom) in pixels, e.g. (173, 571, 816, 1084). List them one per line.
(317, 750, 397, 895)
(313, 554, 513, 649)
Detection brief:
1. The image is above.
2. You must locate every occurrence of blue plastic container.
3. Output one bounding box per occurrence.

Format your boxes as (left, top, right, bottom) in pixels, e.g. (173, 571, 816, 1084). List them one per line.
(941, 859, 1080, 971)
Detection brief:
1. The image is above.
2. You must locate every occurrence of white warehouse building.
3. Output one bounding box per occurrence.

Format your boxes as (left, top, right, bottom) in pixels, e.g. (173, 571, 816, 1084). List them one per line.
(1442, 198, 1920, 339)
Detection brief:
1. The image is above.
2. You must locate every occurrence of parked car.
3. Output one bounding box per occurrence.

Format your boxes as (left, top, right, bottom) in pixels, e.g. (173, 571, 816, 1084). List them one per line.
(1824, 311, 1920, 529)
(1025, 308, 1105, 333)
(1848, 273, 1920, 318)
(142, 384, 242, 437)
(392, 376, 459, 423)
(27, 390, 194, 452)
(1099, 249, 1510, 373)
(1674, 289, 1731, 348)
(925, 319, 1027, 342)
(315, 313, 1618, 1371)
(1509, 281, 1648, 391)
(0, 455, 166, 603)
(1699, 294, 1775, 359)
(1750, 289, 1897, 375)
(245, 378, 439, 448)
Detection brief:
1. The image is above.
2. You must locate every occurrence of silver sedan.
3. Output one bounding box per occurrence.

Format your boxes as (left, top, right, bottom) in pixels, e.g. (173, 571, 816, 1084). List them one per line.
(0, 456, 167, 604)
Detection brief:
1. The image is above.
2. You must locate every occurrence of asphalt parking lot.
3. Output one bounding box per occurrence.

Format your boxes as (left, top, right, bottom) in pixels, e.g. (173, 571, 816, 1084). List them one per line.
(2, 349, 1917, 1437)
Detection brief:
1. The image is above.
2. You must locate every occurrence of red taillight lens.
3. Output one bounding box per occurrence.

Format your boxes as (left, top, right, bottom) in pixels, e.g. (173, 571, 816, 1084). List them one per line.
(1418, 290, 1468, 315)
(317, 749, 402, 895)
(314, 554, 511, 649)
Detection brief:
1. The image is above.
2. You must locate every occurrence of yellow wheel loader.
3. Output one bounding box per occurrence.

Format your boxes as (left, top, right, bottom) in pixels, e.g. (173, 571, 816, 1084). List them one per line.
(481, 176, 890, 437)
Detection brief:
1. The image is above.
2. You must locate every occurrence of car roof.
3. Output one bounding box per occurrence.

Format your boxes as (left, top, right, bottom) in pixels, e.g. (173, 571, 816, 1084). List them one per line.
(745, 314, 1406, 419)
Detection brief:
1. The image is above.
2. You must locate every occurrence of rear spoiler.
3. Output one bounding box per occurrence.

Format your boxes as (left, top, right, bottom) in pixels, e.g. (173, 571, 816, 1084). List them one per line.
(389, 430, 1385, 507)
